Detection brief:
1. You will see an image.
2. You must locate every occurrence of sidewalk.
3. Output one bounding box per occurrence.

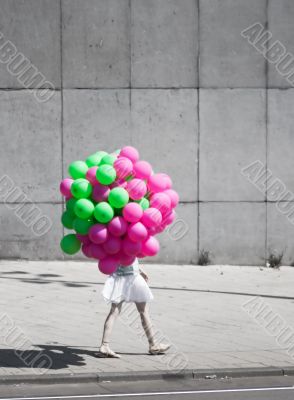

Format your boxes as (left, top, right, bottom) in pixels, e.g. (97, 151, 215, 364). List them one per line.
(0, 260, 294, 382)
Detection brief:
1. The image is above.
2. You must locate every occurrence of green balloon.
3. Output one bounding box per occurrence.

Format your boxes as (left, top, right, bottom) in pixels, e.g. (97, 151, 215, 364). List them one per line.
(108, 187, 129, 208)
(96, 165, 116, 185)
(68, 161, 88, 179)
(136, 197, 150, 210)
(74, 198, 95, 219)
(100, 154, 116, 166)
(61, 210, 75, 229)
(86, 151, 107, 167)
(96, 150, 108, 158)
(71, 178, 92, 199)
(65, 197, 77, 213)
(73, 217, 94, 235)
(94, 202, 114, 223)
(60, 234, 81, 255)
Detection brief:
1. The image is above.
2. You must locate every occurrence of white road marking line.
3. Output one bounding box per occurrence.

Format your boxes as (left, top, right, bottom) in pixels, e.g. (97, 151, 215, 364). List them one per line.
(1, 386, 294, 399)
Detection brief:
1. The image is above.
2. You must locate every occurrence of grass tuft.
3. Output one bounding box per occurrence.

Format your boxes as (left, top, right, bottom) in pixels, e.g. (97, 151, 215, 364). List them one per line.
(266, 251, 284, 269)
(198, 249, 212, 266)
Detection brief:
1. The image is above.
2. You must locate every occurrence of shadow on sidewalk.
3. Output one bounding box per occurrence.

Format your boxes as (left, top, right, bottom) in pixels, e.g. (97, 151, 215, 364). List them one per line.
(0, 344, 107, 371)
(0, 274, 93, 288)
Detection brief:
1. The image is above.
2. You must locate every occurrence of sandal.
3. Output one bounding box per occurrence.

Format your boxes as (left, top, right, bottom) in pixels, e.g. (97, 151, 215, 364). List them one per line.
(96, 344, 121, 358)
(149, 343, 171, 355)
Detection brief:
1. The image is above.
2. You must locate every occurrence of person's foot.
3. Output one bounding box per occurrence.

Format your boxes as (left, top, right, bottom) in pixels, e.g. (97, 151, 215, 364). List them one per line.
(96, 344, 121, 358)
(149, 343, 171, 355)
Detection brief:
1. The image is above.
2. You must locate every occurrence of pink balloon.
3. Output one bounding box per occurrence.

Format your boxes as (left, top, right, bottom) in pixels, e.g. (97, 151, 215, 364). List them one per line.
(76, 234, 91, 245)
(98, 257, 119, 275)
(119, 146, 139, 163)
(137, 252, 145, 259)
(141, 208, 162, 228)
(86, 166, 98, 185)
(118, 253, 136, 266)
(60, 178, 74, 197)
(128, 222, 148, 242)
(108, 216, 128, 236)
(142, 236, 160, 256)
(162, 209, 176, 226)
(122, 236, 142, 256)
(133, 160, 152, 180)
(164, 189, 179, 208)
(127, 179, 147, 200)
(110, 179, 128, 189)
(157, 173, 172, 189)
(151, 217, 170, 234)
(123, 202, 143, 223)
(148, 226, 162, 235)
(92, 184, 110, 202)
(90, 243, 107, 260)
(82, 243, 92, 258)
(114, 157, 133, 179)
(103, 235, 121, 255)
(89, 224, 108, 244)
(148, 174, 167, 193)
(150, 192, 171, 215)
(120, 181, 128, 189)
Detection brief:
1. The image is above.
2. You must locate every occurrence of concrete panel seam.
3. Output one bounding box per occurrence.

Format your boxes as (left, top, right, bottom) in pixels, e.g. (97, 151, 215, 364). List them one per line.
(196, 0, 200, 256)
(60, 0, 65, 240)
(264, 0, 269, 262)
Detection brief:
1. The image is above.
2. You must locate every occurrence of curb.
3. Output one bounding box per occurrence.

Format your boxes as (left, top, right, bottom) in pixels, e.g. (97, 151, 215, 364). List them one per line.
(1, 366, 294, 385)
(193, 367, 284, 379)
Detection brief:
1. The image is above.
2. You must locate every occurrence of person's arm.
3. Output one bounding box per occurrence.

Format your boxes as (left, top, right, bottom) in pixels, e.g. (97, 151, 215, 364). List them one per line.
(139, 265, 149, 282)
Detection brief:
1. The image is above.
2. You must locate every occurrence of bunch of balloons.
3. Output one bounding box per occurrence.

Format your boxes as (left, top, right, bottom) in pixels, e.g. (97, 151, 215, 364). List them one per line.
(60, 146, 179, 275)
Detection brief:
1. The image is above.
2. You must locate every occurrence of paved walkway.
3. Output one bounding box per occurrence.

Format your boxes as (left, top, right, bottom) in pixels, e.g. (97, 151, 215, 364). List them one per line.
(0, 261, 294, 379)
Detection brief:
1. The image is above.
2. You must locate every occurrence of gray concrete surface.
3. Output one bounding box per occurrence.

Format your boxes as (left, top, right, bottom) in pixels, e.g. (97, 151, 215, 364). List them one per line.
(267, 203, 294, 265)
(0, 0, 61, 88)
(268, 0, 294, 88)
(131, 0, 198, 87)
(0, 1, 294, 264)
(2, 376, 294, 399)
(63, 90, 131, 165)
(153, 203, 198, 264)
(0, 261, 294, 378)
(199, 0, 267, 88)
(199, 89, 266, 201)
(62, 0, 130, 88)
(0, 91, 61, 202)
(131, 89, 198, 202)
(199, 202, 266, 265)
(268, 90, 294, 197)
(0, 204, 62, 260)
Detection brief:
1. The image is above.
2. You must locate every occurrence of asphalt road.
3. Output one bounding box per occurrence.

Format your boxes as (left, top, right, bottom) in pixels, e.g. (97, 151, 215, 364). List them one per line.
(1, 376, 294, 400)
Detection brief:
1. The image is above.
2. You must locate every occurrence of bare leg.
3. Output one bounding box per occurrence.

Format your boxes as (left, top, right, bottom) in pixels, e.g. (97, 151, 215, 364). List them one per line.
(136, 302, 171, 354)
(135, 302, 156, 347)
(99, 302, 123, 358)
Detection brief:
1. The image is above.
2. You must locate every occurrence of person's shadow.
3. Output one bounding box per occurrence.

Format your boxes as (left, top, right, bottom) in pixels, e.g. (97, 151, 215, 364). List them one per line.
(0, 344, 102, 371)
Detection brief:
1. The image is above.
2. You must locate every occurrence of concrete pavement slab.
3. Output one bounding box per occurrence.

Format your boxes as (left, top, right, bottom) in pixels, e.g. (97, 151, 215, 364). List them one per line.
(0, 261, 293, 380)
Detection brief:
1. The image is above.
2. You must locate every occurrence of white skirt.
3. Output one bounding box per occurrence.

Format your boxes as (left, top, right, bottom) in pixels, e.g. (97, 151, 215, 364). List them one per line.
(102, 273, 154, 304)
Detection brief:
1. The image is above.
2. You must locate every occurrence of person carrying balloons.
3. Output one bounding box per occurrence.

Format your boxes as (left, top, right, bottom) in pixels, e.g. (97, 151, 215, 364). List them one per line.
(99, 257, 170, 358)
(59, 146, 179, 358)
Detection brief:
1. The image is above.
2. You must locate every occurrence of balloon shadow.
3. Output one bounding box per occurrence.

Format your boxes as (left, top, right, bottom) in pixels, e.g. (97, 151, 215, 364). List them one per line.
(0, 344, 101, 371)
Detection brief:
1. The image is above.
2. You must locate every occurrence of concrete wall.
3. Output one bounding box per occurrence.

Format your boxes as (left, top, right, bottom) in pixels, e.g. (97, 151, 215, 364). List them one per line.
(0, 0, 294, 265)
